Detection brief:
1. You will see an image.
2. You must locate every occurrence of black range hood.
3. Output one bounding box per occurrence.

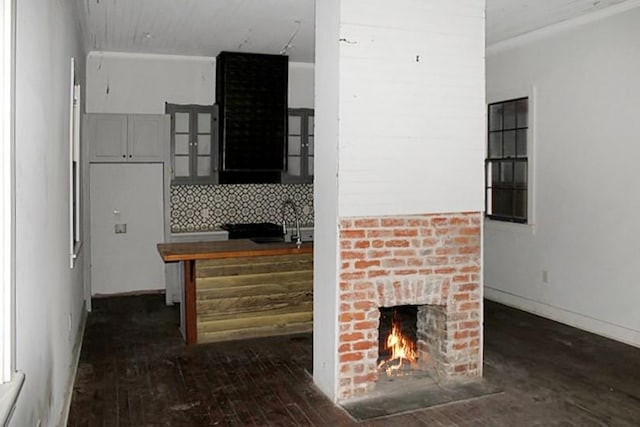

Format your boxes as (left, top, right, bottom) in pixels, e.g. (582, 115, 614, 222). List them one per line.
(216, 51, 288, 184)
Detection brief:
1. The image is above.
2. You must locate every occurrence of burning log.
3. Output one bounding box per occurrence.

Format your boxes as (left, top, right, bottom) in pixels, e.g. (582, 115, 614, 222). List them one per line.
(377, 314, 419, 377)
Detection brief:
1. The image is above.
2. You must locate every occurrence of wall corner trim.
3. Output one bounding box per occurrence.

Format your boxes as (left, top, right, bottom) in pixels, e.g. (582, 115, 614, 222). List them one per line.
(0, 371, 25, 426)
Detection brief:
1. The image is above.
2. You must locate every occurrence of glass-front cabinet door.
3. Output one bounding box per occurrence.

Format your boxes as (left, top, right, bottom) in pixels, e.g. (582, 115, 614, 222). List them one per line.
(282, 108, 314, 184)
(166, 104, 218, 184)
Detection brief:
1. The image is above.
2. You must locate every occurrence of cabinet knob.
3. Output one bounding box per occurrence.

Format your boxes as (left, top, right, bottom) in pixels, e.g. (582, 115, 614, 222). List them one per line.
(122, 155, 126, 158)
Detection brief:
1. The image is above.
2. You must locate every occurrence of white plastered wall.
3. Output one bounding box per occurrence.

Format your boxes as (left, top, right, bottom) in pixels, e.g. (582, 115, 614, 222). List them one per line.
(12, 0, 87, 425)
(86, 51, 314, 114)
(485, 6, 640, 347)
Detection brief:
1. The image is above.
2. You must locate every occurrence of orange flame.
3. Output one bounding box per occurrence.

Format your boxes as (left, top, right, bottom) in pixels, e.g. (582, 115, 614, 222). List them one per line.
(377, 316, 418, 376)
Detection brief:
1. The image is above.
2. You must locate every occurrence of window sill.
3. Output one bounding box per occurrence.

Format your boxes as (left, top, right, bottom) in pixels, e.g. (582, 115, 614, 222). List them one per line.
(0, 371, 25, 426)
(484, 217, 536, 236)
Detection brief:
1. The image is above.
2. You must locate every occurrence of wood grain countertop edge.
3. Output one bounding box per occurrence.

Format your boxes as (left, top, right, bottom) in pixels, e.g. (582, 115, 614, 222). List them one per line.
(157, 239, 313, 262)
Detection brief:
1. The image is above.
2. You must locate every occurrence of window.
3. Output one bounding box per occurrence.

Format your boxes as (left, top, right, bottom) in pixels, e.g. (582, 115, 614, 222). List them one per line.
(486, 97, 528, 223)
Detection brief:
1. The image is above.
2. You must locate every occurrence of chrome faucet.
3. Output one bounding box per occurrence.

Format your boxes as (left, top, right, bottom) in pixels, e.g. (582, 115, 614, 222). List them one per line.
(281, 198, 302, 246)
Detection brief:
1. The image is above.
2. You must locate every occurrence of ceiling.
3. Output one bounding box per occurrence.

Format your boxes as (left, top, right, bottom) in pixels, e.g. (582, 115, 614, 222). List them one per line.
(76, 0, 633, 62)
(76, 0, 316, 62)
(486, 0, 630, 45)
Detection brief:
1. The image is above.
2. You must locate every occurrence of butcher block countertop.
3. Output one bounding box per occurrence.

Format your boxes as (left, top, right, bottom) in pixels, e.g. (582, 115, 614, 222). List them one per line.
(157, 239, 313, 262)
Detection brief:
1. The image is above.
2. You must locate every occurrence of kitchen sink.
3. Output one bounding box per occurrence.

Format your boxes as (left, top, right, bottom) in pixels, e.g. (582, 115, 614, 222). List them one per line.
(221, 222, 283, 239)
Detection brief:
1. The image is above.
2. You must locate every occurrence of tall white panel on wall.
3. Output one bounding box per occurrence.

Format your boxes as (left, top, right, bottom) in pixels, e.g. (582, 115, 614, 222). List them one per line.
(337, 0, 486, 217)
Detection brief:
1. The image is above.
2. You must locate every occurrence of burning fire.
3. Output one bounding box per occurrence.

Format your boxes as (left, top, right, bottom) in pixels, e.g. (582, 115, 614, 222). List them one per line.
(377, 314, 418, 376)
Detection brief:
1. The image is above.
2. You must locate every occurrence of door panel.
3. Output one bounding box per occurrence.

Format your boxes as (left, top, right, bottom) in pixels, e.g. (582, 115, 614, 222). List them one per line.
(90, 163, 164, 295)
(89, 114, 127, 162)
(128, 115, 165, 161)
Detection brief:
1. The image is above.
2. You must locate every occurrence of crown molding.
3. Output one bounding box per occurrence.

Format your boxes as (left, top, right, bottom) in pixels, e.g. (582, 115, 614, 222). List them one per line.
(487, 0, 640, 55)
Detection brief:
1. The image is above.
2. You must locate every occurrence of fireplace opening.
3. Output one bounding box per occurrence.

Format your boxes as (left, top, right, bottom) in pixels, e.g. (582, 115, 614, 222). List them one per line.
(377, 305, 431, 380)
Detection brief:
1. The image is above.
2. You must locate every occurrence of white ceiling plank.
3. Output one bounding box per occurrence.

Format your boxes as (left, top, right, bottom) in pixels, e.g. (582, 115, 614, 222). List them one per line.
(77, 0, 316, 61)
(75, 0, 637, 60)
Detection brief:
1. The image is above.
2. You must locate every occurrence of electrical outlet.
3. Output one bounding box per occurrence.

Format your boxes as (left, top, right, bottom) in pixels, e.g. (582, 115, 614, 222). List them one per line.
(542, 270, 549, 284)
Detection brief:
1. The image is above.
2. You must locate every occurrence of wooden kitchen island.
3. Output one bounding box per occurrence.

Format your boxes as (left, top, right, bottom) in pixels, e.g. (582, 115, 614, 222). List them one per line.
(157, 240, 313, 345)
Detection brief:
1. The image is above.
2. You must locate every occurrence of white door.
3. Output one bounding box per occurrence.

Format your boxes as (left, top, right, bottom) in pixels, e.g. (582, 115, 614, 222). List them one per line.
(90, 163, 165, 295)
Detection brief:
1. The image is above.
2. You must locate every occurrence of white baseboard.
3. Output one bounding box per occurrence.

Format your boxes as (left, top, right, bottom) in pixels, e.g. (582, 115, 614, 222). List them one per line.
(485, 287, 640, 349)
(57, 302, 88, 427)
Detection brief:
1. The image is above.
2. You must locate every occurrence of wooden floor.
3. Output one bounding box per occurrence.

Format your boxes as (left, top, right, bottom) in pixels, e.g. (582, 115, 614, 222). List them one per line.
(68, 295, 640, 426)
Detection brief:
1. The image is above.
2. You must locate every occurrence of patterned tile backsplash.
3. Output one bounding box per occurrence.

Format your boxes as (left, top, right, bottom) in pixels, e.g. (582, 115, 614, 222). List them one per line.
(170, 184, 314, 232)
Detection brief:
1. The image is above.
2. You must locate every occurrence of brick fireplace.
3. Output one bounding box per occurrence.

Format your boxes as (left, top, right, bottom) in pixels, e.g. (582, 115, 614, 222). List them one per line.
(338, 212, 482, 401)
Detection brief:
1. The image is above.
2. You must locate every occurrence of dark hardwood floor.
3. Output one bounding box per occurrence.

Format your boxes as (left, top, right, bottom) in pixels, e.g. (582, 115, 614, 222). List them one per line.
(68, 295, 640, 426)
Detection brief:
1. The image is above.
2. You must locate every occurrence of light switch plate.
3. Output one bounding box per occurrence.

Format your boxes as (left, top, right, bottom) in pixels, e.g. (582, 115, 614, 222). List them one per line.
(115, 224, 127, 234)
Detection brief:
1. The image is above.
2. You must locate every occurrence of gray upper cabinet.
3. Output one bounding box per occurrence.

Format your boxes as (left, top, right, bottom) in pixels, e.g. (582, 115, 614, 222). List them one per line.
(88, 114, 168, 163)
(166, 104, 218, 185)
(282, 108, 314, 184)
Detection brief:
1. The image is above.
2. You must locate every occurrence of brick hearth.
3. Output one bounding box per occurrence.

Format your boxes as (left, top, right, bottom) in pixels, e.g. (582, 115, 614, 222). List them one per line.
(338, 212, 482, 400)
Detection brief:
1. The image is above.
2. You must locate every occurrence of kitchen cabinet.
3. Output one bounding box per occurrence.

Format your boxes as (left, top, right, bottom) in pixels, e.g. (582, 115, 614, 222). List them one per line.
(166, 104, 218, 184)
(88, 114, 168, 162)
(282, 108, 314, 184)
(216, 51, 288, 184)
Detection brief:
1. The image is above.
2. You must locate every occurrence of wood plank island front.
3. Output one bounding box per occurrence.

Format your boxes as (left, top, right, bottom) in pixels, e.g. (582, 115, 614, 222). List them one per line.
(157, 240, 313, 345)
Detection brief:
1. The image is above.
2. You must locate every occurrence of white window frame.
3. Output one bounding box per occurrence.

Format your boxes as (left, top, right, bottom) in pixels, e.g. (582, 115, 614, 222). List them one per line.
(1, 1, 25, 420)
(69, 58, 81, 268)
(0, 0, 15, 385)
(485, 85, 536, 235)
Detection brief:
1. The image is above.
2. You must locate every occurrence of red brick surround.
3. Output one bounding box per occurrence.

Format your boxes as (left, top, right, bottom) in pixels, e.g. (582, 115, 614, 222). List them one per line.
(338, 212, 482, 401)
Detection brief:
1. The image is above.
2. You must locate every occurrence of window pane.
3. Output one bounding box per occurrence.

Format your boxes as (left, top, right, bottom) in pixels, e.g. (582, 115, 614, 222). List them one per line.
(196, 156, 211, 177)
(488, 132, 502, 158)
(289, 116, 301, 135)
(288, 156, 301, 176)
(516, 99, 528, 128)
(514, 161, 527, 187)
(308, 136, 314, 155)
(175, 113, 189, 133)
(288, 136, 301, 155)
(516, 129, 527, 157)
(491, 189, 512, 218)
(514, 190, 527, 219)
(198, 134, 210, 155)
(489, 104, 503, 131)
(503, 130, 516, 157)
(500, 161, 513, 185)
(175, 134, 190, 155)
(308, 156, 314, 176)
(491, 162, 500, 186)
(197, 113, 211, 133)
(174, 155, 189, 177)
(503, 101, 516, 129)
(308, 116, 314, 136)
